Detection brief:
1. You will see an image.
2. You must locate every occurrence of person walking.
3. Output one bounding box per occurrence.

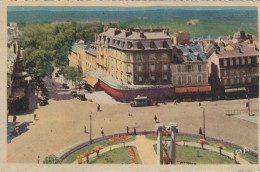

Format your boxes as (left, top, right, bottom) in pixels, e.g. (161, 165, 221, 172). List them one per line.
(133, 128, 136, 135)
(84, 125, 87, 133)
(13, 115, 16, 122)
(126, 126, 129, 135)
(34, 114, 37, 120)
(101, 128, 104, 136)
(97, 104, 100, 111)
(154, 115, 157, 123)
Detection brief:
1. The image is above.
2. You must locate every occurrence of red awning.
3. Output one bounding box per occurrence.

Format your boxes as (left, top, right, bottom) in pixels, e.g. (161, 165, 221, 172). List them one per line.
(175, 86, 211, 94)
(100, 81, 123, 98)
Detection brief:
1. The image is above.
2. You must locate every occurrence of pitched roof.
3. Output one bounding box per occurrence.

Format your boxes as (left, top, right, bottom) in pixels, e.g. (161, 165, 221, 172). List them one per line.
(176, 44, 207, 62)
(215, 43, 259, 58)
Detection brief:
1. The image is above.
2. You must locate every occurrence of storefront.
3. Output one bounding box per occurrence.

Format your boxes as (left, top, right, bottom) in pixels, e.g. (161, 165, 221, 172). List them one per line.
(175, 85, 212, 101)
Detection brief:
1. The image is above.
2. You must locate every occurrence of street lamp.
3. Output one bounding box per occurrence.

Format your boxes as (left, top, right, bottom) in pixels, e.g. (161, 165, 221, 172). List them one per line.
(199, 103, 206, 139)
(89, 112, 92, 144)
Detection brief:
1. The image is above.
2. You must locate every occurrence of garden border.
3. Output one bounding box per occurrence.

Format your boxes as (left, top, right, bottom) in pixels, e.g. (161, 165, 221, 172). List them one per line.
(54, 131, 258, 161)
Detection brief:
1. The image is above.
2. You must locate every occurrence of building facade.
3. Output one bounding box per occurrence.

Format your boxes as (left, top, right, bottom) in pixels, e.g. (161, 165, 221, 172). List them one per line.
(95, 28, 172, 85)
(171, 44, 211, 100)
(208, 42, 259, 98)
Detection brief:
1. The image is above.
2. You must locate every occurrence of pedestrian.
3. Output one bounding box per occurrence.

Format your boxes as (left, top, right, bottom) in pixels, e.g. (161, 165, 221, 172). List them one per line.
(126, 126, 129, 135)
(84, 125, 87, 133)
(13, 115, 16, 122)
(97, 104, 100, 111)
(134, 128, 136, 135)
(34, 114, 36, 120)
(154, 115, 157, 123)
(199, 127, 202, 135)
(101, 128, 104, 136)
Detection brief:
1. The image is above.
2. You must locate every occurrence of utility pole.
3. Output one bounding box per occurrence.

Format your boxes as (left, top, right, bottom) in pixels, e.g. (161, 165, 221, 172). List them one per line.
(199, 103, 206, 139)
(89, 112, 92, 144)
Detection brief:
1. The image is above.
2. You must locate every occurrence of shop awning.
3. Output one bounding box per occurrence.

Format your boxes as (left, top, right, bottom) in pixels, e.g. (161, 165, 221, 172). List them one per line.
(86, 76, 98, 87)
(225, 87, 246, 93)
(175, 86, 211, 94)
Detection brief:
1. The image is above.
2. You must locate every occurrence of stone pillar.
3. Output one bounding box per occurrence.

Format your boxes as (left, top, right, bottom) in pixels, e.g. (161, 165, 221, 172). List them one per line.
(155, 123, 165, 165)
(157, 130, 163, 164)
(168, 123, 178, 164)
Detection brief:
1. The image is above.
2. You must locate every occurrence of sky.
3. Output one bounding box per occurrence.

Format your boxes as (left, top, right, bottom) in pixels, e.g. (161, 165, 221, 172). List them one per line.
(7, 6, 257, 12)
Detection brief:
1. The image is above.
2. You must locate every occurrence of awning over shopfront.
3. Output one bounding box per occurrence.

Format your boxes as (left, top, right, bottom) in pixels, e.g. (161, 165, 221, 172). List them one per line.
(100, 81, 123, 98)
(225, 87, 246, 93)
(85, 76, 98, 87)
(175, 86, 211, 94)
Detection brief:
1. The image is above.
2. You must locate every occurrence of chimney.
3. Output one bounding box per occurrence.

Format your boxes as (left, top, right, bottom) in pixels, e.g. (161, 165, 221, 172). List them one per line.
(140, 30, 145, 38)
(114, 28, 121, 35)
(125, 30, 132, 37)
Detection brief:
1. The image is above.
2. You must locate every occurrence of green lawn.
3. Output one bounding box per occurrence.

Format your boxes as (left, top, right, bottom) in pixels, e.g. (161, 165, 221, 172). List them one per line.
(86, 146, 141, 164)
(146, 135, 258, 164)
(62, 135, 136, 164)
(154, 144, 235, 164)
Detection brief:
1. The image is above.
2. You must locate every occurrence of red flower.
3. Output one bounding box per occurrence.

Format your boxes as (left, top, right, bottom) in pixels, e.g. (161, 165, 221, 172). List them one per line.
(109, 136, 130, 141)
(128, 146, 137, 164)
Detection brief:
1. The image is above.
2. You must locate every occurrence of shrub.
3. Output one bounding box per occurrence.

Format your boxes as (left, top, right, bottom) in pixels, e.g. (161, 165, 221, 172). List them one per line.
(43, 155, 61, 164)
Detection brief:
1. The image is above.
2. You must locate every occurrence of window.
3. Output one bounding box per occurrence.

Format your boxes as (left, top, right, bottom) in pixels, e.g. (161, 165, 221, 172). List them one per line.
(162, 53, 168, 58)
(224, 59, 227, 67)
(177, 65, 181, 73)
(236, 78, 240, 84)
(150, 41, 155, 48)
(126, 53, 130, 61)
(188, 76, 192, 84)
(230, 79, 234, 85)
(137, 42, 143, 49)
(113, 39, 116, 44)
(137, 54, 141, 60)
(149, 53, 155, 59)
(223, 79, 228, 85)
(242, 57, 245, 65)
(242, 77, 246, 84)
(163, 64, 168, 71)
(186, 65, 192, 72)
(127, 41, 132, 49)
(138, 65, 142, 72)
(248, 77, 251, 83)
(117, 40, 120, 46)
(127, 64, 130, 72)
(230, 59, 233, 66)
(138, 76, 142, 82)
(177, 76, 181, 84)
(122, 41, 125, 47)
(223, 70, 227, 76)
(151, 75, 155, 81)
(198, 75, 202, 83)
(198, 64, 202, 72)
(164, 74, 168, 80)
(236, 58, 239, 66)
(248, 57, 251, 64)
(150, 64, 155, 71)
(163, 41, 168, 48)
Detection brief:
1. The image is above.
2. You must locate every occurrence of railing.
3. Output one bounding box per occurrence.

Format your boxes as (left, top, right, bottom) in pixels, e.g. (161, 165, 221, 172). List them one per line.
(54, 130, 258, 161)
(225, 109, 259, 116)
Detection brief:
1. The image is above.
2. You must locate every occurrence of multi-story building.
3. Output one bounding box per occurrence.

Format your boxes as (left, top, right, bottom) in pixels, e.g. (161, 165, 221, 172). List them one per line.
(68, 40, 97, 76)
(95, 28, 172, 85)
(171, 43, 211, 100)
(208, 42, 259, 98)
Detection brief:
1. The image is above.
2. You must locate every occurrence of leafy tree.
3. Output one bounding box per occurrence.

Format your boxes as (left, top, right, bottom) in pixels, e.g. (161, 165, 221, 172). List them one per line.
(43, 155, 61, 164)
(63, 66, 83, 90)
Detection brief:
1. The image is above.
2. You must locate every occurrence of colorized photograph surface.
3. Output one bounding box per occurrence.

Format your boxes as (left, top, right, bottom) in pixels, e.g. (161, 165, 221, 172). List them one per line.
(7, 6, 258, 165)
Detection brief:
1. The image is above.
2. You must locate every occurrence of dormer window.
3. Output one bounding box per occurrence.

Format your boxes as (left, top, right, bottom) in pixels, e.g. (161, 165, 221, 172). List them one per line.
(150, 41, 155, 48)
(127, 41, 132, 49)
(137, 42, 143, 49)
(163, 41, 168, 48)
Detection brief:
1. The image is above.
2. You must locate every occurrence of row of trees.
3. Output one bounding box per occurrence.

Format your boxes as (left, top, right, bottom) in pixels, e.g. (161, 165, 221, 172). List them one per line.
(19, 22, 104, 78)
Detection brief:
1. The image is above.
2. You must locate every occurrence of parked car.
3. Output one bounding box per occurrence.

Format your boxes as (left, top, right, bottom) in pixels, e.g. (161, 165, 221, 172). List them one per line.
(130, 95, 151, 107)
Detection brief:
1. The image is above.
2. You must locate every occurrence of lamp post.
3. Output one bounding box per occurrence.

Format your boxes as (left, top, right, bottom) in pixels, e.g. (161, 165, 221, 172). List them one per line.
(199, 103, 206, 139)
(89, 112, 92, 144)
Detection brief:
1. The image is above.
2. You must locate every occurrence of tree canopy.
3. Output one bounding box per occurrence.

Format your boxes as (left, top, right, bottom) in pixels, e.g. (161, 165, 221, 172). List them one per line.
(19, 23, 104, 77)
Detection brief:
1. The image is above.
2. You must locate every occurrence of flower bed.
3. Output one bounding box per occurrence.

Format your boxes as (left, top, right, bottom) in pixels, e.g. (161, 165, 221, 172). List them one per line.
(150, 133, 157, 137)
(128, 146, 137, 164)
(109, 135, 130, 141)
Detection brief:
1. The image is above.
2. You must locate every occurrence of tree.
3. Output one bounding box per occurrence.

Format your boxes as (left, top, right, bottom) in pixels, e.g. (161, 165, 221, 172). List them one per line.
(63, 66, 83, 90)
(84, 151, 93, 163)
(43, 155, 61, 164)
(198, 139, 208, 149)
(215, 144, 225, 155)
(93, 146, 103, 157)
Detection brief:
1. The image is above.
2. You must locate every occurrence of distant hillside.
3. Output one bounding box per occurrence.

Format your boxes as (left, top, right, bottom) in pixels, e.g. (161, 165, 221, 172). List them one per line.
(7, 9, 258, 38)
